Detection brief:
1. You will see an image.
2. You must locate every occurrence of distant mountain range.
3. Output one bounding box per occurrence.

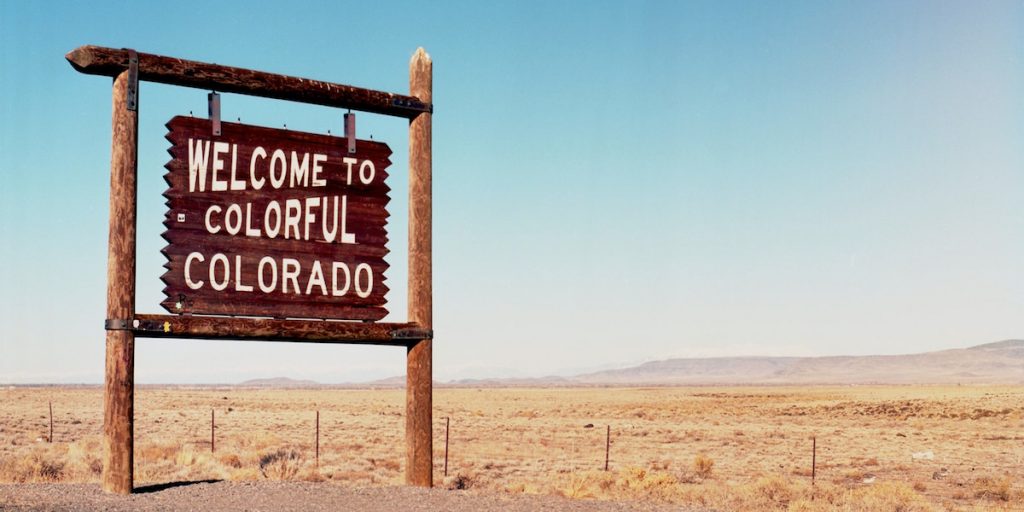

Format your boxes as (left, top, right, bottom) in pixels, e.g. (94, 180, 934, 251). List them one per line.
(239, 340, 1024, 388)
(568, 339, 1024, 385)
(237, 377, 322, 388)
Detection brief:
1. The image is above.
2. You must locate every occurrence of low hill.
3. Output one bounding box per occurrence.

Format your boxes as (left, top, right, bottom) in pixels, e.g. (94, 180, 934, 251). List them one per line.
(237, 377, 321, 388)
(572, 340, 1024, 385)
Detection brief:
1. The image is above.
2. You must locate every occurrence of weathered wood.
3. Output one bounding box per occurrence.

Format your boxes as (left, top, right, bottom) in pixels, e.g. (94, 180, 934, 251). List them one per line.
(102, 70, 137, 495)
(405, 47, 433, 488)
(132, 314, 429, 345)
(66, 46, 431, 118)
(161, 116, 391, 320)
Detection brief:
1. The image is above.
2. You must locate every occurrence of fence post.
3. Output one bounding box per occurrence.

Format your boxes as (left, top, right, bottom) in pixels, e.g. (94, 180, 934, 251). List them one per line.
(605, 425, 610, 471)
(812, 436, 816, 486)
(316, 410, 320, 467)
(211, 409, 215, 453)
(444, 416, 450, 477)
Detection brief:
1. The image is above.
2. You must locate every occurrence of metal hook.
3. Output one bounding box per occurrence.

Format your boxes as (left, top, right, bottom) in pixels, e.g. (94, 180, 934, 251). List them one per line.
(208, 92, 221, 136)
(344, 111, 356, 154)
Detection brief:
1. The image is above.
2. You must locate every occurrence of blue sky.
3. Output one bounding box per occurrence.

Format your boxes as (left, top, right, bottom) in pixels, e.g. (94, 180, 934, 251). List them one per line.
(1, 1, 1021, 383)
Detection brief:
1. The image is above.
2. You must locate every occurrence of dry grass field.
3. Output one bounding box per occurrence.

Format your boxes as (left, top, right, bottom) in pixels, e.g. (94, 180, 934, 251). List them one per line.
(1, 385, 1022, 511)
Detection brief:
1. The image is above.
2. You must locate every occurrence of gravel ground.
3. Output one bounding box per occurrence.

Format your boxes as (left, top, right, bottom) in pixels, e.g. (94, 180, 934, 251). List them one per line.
(0, 482, 708, 512)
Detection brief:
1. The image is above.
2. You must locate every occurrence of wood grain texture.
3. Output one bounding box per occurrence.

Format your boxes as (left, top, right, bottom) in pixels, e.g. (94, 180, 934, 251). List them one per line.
(405, 47, 433, 488)
(133, 314, 430, 345)
(66, 46, 431, 118)
(161, 117, 390, 321)
(102, 70, 137, 495)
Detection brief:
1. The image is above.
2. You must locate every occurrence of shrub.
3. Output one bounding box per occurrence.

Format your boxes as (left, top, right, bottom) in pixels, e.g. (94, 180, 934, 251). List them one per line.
(447, 472, 475, 490)
(694, 454, 714, 479)
(258, 448, 303, 480)
(973, 475, 1012, 501)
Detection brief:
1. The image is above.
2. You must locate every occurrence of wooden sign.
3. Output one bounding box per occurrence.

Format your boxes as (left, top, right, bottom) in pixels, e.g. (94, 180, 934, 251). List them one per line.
(161, 116, 391, 320)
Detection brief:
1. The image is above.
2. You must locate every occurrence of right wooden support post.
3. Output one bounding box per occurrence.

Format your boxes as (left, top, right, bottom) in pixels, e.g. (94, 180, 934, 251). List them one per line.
(405, 47, 433, 487)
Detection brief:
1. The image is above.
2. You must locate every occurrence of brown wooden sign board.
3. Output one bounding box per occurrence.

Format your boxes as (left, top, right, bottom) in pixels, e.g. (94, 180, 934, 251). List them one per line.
(162, 116, 390, 320)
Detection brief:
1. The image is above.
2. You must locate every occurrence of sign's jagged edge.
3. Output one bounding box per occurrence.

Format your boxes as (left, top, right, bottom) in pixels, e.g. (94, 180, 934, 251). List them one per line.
(159, 122, 178, 309)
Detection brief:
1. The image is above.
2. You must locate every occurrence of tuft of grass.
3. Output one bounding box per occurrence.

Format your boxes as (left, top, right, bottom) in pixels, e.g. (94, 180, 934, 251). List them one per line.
(693, 453, 714, 479)
(751, 476, 794, 507)
(845, 481, 934, 512)
(973, 475, 1013, 502)
(445, 472, 476, 490)
(0, 452, 65, 483)
(258, 448, 303, 480)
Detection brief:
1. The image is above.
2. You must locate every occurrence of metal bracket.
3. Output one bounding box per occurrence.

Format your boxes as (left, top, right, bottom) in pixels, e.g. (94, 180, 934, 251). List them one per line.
(344, 112, 356, 154)
(125, 49, 138, 111)
(391, 328, 433, 340)
(104, 319, 135, 331)
(208, 92, 221, 136)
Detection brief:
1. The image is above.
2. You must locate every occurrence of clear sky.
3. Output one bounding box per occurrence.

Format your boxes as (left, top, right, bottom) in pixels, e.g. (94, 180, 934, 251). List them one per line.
(1, 1, 1021, 384)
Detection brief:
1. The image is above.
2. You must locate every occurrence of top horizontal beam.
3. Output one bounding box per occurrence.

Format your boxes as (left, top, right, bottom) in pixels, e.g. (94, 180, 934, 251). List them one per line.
(66, 45, 432, 119)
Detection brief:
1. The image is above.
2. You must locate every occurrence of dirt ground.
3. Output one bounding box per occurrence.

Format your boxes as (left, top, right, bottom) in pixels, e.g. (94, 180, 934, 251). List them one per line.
(1, 385, 1021, 511)
(0, 482, 698, 512)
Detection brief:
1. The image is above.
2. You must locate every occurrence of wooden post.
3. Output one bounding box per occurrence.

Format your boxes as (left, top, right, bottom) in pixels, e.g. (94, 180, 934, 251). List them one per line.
(315, 410, 320, 467)
(604, 425, 610, 471)
(444, 416, 450, 477)
(211, 409, 215, 453)
(48, 402, 53, 443)
(405, 47, 433, 488)
(811, 436, 816, 486)
(102, 68, 138, 495)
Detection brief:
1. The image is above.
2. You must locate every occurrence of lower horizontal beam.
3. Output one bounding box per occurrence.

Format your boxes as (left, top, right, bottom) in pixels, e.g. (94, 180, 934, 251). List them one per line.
(130, 314, 430, 345)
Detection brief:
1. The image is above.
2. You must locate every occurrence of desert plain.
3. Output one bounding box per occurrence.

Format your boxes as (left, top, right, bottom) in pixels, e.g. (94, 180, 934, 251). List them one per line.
(1, 385, 1022, 511)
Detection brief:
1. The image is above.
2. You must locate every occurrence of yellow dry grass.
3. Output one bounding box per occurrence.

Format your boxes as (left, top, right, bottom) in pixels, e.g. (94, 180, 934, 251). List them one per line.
(1, 385, 1022, 511)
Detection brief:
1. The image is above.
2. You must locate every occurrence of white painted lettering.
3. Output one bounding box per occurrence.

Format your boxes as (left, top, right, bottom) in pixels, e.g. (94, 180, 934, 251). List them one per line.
(342, 157, 357, 185)
(312, 154, 327, 187)
(209, 253, 230, 291)
(244, 203, 260, 237)
(284, 199, 301, 239)
(187, 138, 210, 192)
(224, 203, 242, 235)
(281, 258, 301, 294)
(305, 260, 327, 295)
(211, 141, 230, 191)
(264, 201, 281, 239)
(234, 255, 254, 292)
(257, 256, 278, 292)
(341, 195, 355, 244)
(250, 147, 267, 190)
(321, 196, 338, 242)
(229, 144, 245, 190)
(359, 160, 375, 185)
(184, 252, 205, 290)
(331, 261, 351, 296)
(270, 149, 287, 189)
(355, 263, 373, 298)
(290, 152, 309, 188)
(204, 205, 222, 234)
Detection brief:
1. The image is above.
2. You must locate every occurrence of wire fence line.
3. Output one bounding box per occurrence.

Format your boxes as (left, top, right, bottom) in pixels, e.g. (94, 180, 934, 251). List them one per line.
(12, 395, 1021, 500)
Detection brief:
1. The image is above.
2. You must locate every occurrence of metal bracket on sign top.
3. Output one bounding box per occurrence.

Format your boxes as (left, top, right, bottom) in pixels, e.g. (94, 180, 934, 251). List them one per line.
(125, 49, 138, 111)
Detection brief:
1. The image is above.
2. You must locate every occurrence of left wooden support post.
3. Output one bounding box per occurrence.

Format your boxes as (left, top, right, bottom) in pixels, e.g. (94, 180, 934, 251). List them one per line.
(102, 66, 138, 494)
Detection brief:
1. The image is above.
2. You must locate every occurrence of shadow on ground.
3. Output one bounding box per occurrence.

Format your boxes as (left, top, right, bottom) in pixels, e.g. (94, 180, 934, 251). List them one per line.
(134, 479, 222, 494)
